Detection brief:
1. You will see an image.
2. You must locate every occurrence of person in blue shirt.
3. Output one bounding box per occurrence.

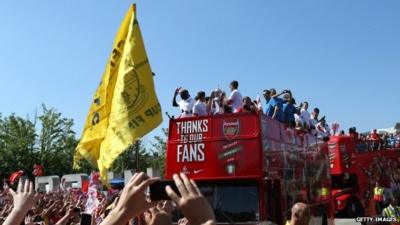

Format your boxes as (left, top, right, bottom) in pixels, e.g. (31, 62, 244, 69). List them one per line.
(282, 94, 296, 127)
(263, 89, 274, 117)
(263, 88, 289, 123)
(387, 133, 396, 148)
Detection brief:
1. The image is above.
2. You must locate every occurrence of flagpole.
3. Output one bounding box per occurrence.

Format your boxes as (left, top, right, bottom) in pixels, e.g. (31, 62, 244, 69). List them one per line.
(134, 139, 141, 225)
(135, 140, 140, 172)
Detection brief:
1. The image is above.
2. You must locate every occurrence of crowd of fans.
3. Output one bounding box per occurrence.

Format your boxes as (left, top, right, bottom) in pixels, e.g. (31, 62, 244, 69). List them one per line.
(0, 173, 218, 225)
(172, 80, 333, 139)
(350, 128, 400, 152)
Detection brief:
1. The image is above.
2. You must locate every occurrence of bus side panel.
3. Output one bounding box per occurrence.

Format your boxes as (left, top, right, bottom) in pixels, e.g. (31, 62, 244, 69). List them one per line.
(166, 114, 263, 179)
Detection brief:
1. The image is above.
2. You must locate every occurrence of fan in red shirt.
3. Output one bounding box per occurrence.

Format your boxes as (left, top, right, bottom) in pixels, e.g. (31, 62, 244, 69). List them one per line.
(370, 129, 380, 141)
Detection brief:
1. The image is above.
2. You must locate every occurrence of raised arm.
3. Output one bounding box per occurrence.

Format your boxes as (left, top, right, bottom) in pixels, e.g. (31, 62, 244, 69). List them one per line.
(172, 88, 180, 107)
(55, 206, 74, 225)
(3, 179, 39, 225)
(100, 172, 159, 225)
(272, 104, 280, 119)
(166, 173, 216, 225)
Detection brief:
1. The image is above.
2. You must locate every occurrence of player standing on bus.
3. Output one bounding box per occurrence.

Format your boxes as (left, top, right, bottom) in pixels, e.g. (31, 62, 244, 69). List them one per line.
(227, 80, 243, 113)
(172, 87, 195, 118)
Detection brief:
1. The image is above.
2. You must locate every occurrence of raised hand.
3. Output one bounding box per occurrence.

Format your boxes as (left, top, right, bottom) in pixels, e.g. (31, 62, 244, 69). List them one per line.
(178, 217, 190, 225)
(10, 179, 39, 213)
(24, 214, 34, 225)
(3, 179, 40, 225)
(101, 172, 159, 225)
(166, 173, 216, 225)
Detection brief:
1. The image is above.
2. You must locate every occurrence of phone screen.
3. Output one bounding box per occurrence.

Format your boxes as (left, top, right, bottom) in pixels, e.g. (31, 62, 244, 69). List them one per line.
(80, 213, 92, 225)
(149, 180, 181, 201)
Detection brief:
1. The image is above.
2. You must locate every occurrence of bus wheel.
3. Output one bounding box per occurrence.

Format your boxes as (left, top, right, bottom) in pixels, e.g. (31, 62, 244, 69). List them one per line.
(345, 198, 364, 218)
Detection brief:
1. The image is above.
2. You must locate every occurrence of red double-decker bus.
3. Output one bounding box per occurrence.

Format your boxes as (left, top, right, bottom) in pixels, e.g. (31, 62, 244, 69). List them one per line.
(165, 112, 334, 225)
(328, 135, 400, 217)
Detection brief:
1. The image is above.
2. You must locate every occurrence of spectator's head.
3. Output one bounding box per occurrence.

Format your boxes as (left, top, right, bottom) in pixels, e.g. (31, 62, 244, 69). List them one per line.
(243, 96, 252, 106)
(340, 130, 345, 136)
(269, 88, 277, 96)
(349, 127, 354, 134)
(263, 89, 271, 100)
(179, 89, 190, 100)
(283, 93, 291, 102)
(372, 129, 377, 134)
(195, 91, 206, 102)
(312, 108, 319, 118)
(230, 80, 239, 91)
(290, 202, 310, 225)
(302, 102, 309, 110)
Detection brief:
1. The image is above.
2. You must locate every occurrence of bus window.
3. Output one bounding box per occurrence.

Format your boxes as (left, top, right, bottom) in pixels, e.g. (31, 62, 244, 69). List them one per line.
(171, 179, 260, 223)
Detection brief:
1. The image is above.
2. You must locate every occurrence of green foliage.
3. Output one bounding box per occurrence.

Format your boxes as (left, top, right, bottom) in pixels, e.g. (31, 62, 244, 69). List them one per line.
(111, 128, 168, 177)
(0, 106, 168, 180)
(0, 113, 37, 179)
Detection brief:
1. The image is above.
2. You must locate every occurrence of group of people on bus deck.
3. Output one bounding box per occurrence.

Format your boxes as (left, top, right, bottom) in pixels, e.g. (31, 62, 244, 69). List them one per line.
(172, 80, 332, 138)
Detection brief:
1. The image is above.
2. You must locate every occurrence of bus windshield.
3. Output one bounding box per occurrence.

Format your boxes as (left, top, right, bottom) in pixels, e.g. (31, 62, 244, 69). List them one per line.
(172, 179, 259, 223)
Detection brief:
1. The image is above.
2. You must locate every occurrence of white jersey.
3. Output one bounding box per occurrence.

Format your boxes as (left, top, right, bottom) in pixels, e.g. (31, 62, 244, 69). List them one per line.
(300, 109, 311, 127)
(310, 115, 318, 127)
(229, 89, 243, 113)
(295, 114, 303, 125)
(316, 122, 331, 138)
(178, 97, 195, 118)
(193, 100, 208, 116)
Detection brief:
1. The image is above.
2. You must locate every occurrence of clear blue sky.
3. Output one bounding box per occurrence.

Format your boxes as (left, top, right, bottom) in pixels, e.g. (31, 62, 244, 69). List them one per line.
(1, 1, 399, 141)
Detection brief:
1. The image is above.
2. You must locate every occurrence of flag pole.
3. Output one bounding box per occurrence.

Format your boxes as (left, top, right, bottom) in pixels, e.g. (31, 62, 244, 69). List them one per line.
(135, 140, 140, 172)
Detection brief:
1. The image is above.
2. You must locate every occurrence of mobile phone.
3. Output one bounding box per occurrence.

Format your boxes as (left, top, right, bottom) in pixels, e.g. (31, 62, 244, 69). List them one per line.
(73, 207, 81, 213)
(149, 180, 181, 201)
(80, 213, 92, 225)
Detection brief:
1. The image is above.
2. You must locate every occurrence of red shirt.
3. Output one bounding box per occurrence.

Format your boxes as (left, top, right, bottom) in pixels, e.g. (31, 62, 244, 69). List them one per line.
(370, 132, 380, 140)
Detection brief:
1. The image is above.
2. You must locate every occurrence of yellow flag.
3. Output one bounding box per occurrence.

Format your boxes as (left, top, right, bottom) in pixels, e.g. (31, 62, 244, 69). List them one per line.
(74, 4, 162, 184)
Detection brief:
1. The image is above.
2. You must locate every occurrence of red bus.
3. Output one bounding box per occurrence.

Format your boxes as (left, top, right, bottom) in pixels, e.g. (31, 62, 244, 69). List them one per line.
(328, 135, 400, 217)
(165, 112, 334, 225)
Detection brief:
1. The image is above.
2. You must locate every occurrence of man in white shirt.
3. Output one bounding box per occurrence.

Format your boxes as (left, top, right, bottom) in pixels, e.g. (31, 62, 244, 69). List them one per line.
(193, 91, 208, 116)
(316, 116, 331, 138)
(294, 109, 304, 130)
(227, 80, 243, 113)
(300, 101, 311, 129)
(172, 88, 195, 118)
(309, 107, 320, 128)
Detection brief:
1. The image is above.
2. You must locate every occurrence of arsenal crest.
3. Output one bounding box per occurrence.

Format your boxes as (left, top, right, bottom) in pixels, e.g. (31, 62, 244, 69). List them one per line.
(223, 119, 240, 139)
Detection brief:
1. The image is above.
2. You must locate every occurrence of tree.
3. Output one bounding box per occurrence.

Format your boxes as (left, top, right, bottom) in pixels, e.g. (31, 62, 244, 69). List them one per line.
(0, 105, 168, 181)
(36, 104, 78, 176)
(0, 113, 36, 179)
(148, 128, 168, 177)
(110, 128, 168, 177)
